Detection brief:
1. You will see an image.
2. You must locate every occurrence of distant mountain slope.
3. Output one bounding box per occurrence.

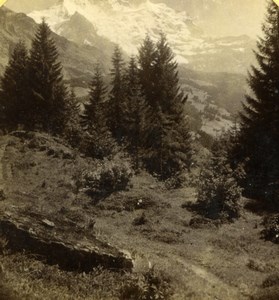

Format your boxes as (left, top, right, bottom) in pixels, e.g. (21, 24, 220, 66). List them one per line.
(6, 0, 265, 38)
(27, 0, 256, 74)
(0, 6, 246, 136)
(151, 0, 265, 37)
(0, 6, 114, 85)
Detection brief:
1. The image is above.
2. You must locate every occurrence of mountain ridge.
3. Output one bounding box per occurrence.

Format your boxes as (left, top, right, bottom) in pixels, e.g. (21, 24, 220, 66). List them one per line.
(27, 0, 256, 74)
(0, 6, 248, 136)
(6, 0, 265, 38)
(0, 6, 114, 85)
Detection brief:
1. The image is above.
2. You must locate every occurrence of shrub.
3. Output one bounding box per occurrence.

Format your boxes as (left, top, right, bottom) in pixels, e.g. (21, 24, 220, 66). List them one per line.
(79, 159, 133, 199)
(196, 144, 241, 220)
(165, 174, 184, 189)
(262, 215, 279, 244)
(262, 273, 279, 288)
(118, 267, 173, 300)
(63, 122, 83, 149)
(79, 131, 117, 160)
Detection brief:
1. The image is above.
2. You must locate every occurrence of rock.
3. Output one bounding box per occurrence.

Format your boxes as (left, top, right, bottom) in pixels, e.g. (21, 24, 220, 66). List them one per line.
(0, 219, 133, 273)
(42, 219, 55, 228)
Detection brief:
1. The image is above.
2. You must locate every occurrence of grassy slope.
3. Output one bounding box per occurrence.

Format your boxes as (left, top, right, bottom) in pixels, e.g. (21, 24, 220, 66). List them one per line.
(0, 132, 279, 299)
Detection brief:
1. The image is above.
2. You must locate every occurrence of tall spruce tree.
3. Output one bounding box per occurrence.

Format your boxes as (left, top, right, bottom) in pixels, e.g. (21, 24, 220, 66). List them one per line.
(141, 34, 192, 179)
(82, 64, 107, 130)
(124, 56, 149, 170)
(138, 35, 157, 109)
(28, 19, 68, 134)
(0, 41, 29, 130)
(82, 65, 115, 159)
(238, 1, 279, 199)
(63, 89, 82, 147)
(108, 45, 126, 142)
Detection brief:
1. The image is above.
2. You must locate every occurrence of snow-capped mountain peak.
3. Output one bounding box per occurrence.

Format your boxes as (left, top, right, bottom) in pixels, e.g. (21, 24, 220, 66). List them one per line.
(28, 0, 254, 74)
(28, 0, 202, 63)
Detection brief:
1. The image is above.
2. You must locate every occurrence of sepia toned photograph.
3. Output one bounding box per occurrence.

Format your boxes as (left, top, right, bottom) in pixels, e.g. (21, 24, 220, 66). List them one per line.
(0, 0, 278, 299)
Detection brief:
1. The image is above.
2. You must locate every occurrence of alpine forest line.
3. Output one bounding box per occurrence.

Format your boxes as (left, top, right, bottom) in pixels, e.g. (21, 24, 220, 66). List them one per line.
(0, 21, 192, 180)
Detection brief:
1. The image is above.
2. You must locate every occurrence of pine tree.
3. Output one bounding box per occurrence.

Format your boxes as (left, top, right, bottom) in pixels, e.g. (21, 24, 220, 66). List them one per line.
(108, 45, 126, 142)
(138, 35, 157, 109)
(0, 41, 29, 130)
(28, 19, 68, 134)
(63, 89, 82, 147)
(82, 64, 107, 131)
(197, 142, 241, 220)
(68, 89, 81, 119)
(124, 56, 149, 170)
(141, 34, 192, 179)
(238, 1, 279, 199)
(81, 65, 116, 159)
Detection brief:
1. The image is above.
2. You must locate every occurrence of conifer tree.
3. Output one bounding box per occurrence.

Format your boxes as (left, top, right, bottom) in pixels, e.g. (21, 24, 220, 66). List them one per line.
(141, 34, 192, 179)
(197, 142, 241, 220)
(108, 45, 126, 142)
(28, 19, 68, 134)
(124, 56, 149, 169)
(68, 89, 81, 119)
(82, 64, 107, 131)
(238, 1, 279, 198)
(0, 41, 29, 130)
(81, 65, 116, 159)
(63, 89, 82, 147)
(138, 35, 157, 108)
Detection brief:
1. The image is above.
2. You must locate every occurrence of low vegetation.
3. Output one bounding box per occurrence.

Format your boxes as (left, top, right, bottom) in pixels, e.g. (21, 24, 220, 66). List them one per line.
(0, 1, 279, 299)
(195, 143, 242, 221)
(78, 159, 134, 200)
(262, 214, 279, 244)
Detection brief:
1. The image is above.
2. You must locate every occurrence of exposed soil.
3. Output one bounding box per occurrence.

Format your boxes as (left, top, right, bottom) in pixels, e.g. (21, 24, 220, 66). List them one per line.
(0, 132, 279, 299)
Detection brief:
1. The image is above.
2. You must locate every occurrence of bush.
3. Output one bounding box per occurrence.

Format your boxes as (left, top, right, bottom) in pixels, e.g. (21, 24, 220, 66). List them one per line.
(118, 267, 173, 300)
(164, 174, 184, 189)
(79, 131, 117, 160)
(63, 122, 83, 149)
(196, 145, 241, 220)
(79, 159, 134, 199)
(262, 215, 279, 244)
(262, 273, 279, 288)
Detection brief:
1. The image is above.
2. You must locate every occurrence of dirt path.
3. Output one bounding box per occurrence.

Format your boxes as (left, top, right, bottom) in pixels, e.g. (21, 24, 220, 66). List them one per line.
(174, 255, 242, 299)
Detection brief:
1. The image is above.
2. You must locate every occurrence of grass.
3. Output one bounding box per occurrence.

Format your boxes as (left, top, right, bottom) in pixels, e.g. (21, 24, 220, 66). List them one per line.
(1, 132, 279, 299)
(0, 244, 173, 300)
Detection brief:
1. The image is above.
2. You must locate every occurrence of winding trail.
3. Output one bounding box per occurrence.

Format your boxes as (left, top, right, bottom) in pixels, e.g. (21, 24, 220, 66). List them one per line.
(174, 255, 241, 299)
